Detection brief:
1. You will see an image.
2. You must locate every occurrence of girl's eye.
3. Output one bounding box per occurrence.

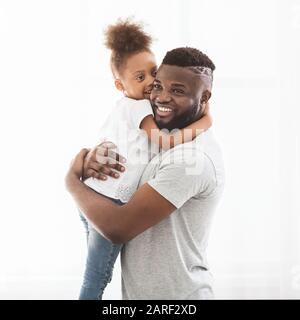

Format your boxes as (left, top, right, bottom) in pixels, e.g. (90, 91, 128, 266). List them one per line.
(136, 75, 145, 81)
(152, 70, 157, 77)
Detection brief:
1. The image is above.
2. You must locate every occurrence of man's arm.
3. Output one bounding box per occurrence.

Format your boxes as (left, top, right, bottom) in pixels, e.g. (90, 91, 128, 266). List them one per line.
(66, 174, 175, 244)
(65, 149, 176, 244)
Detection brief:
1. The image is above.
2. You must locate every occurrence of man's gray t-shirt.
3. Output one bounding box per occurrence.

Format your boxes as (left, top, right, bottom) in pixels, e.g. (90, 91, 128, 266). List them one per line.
(120, 129, 225, 299)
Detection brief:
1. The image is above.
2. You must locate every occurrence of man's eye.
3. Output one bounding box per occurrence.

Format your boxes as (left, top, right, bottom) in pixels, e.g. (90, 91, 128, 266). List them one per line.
(172, 89, 184, 94)
(152, 70, 157, 77)
(153, 84, 161, 90)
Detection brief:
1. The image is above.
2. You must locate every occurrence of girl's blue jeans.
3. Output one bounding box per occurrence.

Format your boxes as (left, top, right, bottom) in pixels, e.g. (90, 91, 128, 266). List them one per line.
(78, 197, 124, 300)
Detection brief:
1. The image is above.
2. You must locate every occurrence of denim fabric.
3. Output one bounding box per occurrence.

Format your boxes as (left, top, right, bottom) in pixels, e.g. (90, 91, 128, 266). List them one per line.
(78, 197, 124, 300)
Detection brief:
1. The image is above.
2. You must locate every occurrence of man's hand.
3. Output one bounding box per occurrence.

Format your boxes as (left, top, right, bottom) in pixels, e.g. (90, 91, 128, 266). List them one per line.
(83, 141, 126, 181)
(68, 148, 89, 179)
(65, 148, 89, 192)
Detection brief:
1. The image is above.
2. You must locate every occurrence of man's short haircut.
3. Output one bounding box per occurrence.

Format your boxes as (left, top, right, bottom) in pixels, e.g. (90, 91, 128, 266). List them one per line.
(162, 47, 215, 71)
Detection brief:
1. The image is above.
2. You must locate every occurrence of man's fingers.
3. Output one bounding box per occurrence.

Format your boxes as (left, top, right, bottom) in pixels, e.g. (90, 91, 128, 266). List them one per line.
(96, 155, 123, 165)
(76, 148, 90, 161)
(85, 168, 107, 181)
(71, 148, 89, 167)
(100, 166, 120, 178)
(79, 148, 90, 156)
(96, 146, 110, 158)
(91, 170, 108, 181)
(84, 168, 96, 179)
(98, 141, 117, 149)
(96, 146, 126, 163)
(85, 165, 121, 180)
(109, 163, 126, 172)
(95, 154, 116, 165)
(111, 151, 126, 164)
(87, 161, 124, 174)
(87, 161, 102, 172)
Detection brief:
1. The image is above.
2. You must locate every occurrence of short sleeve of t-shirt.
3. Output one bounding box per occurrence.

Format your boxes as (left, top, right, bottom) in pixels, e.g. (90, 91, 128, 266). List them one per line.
(147, 144, 215, 209)
(121, 97, 153, 130)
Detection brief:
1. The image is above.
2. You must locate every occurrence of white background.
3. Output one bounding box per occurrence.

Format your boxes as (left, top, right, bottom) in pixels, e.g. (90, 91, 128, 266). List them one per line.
(0, 0, 299, 299)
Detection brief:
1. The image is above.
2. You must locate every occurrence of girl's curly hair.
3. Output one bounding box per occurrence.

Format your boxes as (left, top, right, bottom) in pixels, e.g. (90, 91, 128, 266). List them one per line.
(104, 18, 153, 75)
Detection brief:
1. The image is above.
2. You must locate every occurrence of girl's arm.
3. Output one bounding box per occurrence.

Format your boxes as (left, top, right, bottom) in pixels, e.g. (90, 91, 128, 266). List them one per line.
(140, 103, 212, 150)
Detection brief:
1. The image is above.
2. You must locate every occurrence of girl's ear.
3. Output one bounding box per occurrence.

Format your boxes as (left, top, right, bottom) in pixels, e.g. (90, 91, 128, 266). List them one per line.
(114, 79, 124, 92)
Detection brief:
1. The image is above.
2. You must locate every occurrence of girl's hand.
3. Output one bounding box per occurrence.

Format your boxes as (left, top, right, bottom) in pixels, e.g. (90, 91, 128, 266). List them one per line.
(202, 101, 210, 115)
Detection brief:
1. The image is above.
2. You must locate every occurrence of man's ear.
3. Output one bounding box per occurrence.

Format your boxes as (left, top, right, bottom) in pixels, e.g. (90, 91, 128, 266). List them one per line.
(200, 90, 211, 115)
(201, 90, 211, 104)
(114, 79, 124, 92)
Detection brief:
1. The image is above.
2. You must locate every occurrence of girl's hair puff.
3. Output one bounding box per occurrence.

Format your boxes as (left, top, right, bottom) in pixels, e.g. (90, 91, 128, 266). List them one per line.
(104, 18, 153, 76)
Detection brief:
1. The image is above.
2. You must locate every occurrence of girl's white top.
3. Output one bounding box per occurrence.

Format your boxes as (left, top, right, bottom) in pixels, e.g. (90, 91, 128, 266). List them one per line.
(84, 97, 158, 203)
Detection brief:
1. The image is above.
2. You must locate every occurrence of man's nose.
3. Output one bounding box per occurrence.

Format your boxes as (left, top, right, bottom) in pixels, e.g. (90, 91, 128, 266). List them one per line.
(156, 90, 171, 103)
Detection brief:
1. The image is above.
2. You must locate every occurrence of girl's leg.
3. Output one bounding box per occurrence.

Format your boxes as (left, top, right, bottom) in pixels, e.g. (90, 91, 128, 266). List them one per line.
(79, 210, 89, 244)
(79, 224, 122, 300)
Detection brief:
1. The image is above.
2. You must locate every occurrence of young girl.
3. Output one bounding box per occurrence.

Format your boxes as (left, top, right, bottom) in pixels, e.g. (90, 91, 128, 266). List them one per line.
(79, 18, 213, 300)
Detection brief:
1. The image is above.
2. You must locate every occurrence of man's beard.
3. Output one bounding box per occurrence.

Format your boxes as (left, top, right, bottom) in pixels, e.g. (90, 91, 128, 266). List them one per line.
(155, 103, 201, 131)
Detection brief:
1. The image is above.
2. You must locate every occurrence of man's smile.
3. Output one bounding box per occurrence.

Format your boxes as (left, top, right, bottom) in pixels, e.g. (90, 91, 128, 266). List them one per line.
(153, 103, 175, 118)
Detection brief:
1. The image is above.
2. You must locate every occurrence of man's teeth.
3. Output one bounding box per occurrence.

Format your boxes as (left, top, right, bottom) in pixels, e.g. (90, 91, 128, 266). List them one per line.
(158, 106, 172, 112)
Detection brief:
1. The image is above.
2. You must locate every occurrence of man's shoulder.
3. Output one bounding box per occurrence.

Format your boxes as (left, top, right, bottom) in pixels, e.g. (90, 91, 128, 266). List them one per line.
(155, 129, 225, 189)
(160, 130, 222, 164)
(145, 130, 224, 208)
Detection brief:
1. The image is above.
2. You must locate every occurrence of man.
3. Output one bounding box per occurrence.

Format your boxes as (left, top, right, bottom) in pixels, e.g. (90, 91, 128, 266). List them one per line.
(66, 47, 225, 299)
